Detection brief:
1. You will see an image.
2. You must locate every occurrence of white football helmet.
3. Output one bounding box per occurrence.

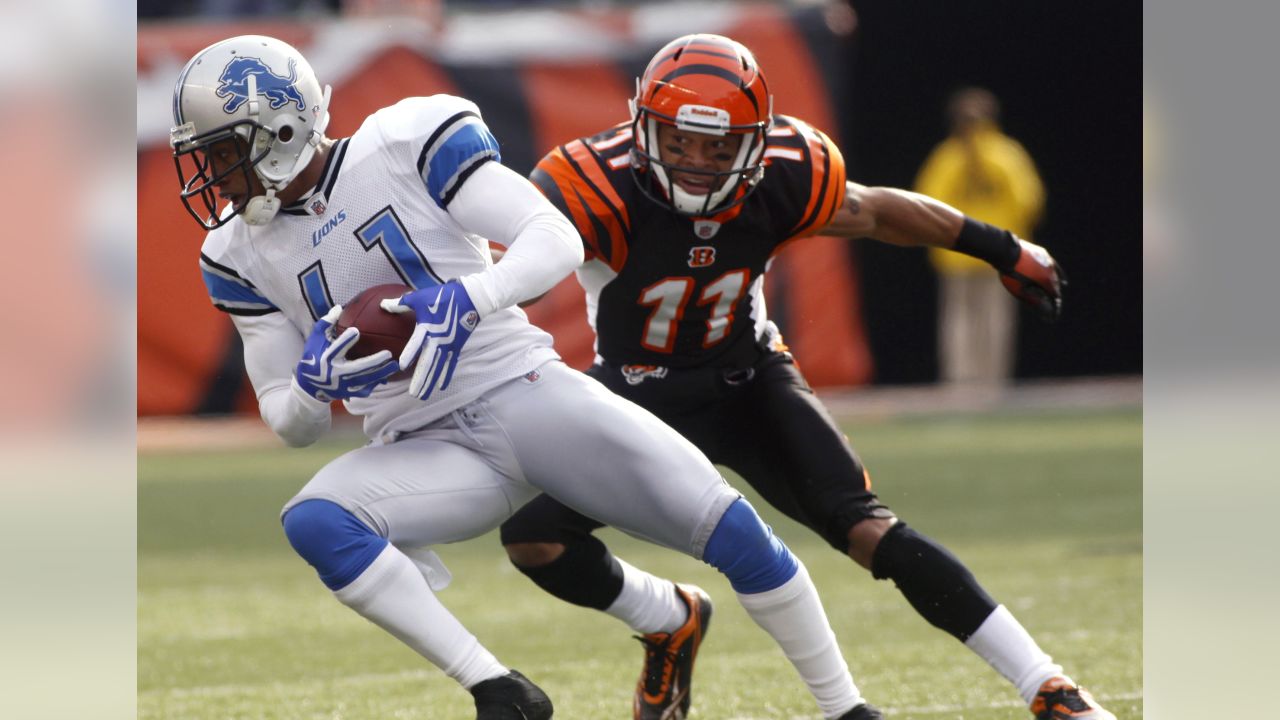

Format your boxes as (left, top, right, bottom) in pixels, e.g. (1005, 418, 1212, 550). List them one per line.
(170, 35, 332, 229)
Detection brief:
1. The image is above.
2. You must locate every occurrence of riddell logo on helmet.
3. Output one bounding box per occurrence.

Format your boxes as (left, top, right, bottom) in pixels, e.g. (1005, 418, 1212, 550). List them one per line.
(676, 104, 730, 133)
(216, 57, 306, 114)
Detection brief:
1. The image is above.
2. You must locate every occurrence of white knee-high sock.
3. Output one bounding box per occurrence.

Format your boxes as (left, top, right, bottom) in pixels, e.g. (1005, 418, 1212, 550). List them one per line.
(736, 563, 864, 719)
(964, 604, 1063, 704)
(603, 557, 687, 634)
(333, 544, 507, 690)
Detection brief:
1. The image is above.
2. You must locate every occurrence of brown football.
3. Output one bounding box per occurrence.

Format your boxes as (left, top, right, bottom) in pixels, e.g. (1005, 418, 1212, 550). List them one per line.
(335, 283, 416, 361)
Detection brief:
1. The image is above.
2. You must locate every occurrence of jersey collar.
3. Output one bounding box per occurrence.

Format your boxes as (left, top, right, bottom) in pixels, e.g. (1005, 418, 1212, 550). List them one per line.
(281, 138, 350, 217)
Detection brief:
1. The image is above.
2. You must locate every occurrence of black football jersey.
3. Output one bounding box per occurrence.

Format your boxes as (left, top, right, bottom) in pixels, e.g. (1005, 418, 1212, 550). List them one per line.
(530, 115, 846, 369)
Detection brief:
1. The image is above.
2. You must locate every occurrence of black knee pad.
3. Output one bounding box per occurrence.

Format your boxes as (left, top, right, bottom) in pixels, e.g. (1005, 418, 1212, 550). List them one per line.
(825, 498, 896, 552)
(869, 522, 998, 641)
(507, 532, 624, 611)
(500, 494, 603, 545)
(499, 512, 572, 546)
(869, 521, 913, 581)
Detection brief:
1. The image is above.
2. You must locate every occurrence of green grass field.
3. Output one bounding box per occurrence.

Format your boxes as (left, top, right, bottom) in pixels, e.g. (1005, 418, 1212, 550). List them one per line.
(139, 407, 1141, 719)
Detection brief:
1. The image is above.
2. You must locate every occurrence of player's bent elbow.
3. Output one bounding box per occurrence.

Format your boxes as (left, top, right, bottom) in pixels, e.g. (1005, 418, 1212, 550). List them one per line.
(276, 427, 323, 448)
(254, 383, 332, 448)
(261, 409, 330, 448)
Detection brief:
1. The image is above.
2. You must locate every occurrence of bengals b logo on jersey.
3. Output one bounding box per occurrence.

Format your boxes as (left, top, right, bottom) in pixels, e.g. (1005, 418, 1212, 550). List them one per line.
(688, 246, 716, 268)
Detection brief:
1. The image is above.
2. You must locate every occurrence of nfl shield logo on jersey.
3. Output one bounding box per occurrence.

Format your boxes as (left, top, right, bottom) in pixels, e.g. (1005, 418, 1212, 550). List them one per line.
(309, 197, 327, 215)
(693, 220, 721, 239)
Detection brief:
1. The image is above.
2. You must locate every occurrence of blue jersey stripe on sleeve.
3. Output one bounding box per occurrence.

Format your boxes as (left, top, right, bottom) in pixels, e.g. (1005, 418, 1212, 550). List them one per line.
(418, 115, 501, 209)
(201, 264, 278, 311)
(416, 111, 477, 175)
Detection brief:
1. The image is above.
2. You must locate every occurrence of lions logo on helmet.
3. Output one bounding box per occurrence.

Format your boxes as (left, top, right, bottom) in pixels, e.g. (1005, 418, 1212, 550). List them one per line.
(216, 57, 307, 114)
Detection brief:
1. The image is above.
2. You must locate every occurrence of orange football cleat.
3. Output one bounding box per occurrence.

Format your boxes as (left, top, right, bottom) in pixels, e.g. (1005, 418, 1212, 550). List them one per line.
(633, 584, 713, 720)
(1031, 676, 1117, 720)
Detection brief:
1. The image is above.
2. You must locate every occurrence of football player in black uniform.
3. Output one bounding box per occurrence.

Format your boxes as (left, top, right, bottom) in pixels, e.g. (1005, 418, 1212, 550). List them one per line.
(500, 34, 1114, 720)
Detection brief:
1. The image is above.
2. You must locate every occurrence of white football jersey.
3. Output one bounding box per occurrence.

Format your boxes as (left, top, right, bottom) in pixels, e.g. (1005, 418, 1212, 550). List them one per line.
(199, 95, 559, 440)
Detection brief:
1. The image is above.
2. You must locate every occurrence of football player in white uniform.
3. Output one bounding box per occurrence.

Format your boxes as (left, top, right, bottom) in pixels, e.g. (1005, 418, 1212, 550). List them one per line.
(170, 35, 887, 719)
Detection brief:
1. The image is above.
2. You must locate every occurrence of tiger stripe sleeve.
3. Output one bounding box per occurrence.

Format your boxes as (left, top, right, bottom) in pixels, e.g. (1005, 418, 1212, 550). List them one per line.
(785, 124, 848, 242)
(529, 141, 631, 272)
(530, 148, 597, 254)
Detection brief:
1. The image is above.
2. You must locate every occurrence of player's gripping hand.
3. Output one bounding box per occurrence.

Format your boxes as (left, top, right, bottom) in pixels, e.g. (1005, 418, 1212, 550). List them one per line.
(381, 280, 481, 400)
(999, 239, 1067, 323)
(293, 305, 400, 402)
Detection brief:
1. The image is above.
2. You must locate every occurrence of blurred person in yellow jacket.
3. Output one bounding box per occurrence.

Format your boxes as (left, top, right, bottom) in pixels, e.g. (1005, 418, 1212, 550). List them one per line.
(916, 87, 1045, 387)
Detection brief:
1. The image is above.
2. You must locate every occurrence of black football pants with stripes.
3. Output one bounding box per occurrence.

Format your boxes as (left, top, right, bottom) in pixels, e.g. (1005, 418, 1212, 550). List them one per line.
(500, 351, 998, 641)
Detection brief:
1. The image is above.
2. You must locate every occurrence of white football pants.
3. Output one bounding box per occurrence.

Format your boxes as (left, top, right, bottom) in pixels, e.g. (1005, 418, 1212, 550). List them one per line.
(283, 360, 740, 558)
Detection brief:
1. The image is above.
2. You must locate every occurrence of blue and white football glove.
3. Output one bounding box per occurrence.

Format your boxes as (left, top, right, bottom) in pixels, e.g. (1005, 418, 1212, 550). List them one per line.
(294, 305, 400, 402)
(381, 280, 481, 400)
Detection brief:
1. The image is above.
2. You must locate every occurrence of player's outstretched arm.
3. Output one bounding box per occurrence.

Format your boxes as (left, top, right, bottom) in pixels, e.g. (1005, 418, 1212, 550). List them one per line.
(821, 182, 1065, 321)
(821, 182, 962, 247)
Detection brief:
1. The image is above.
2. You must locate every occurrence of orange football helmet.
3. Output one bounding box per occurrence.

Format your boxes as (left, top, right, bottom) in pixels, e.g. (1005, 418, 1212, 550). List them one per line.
(629, 34, 772, 217)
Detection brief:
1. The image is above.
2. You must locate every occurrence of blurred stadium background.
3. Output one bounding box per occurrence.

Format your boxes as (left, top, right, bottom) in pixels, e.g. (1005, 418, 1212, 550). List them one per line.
(138, 0, 1140, 418)
(137, 1, 1141, 719)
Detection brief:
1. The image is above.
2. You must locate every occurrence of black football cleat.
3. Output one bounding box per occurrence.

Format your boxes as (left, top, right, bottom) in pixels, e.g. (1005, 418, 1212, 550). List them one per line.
(471, 670, 553, 720)
(836, 702, 885, 720)
(633, 584, 713, 720)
